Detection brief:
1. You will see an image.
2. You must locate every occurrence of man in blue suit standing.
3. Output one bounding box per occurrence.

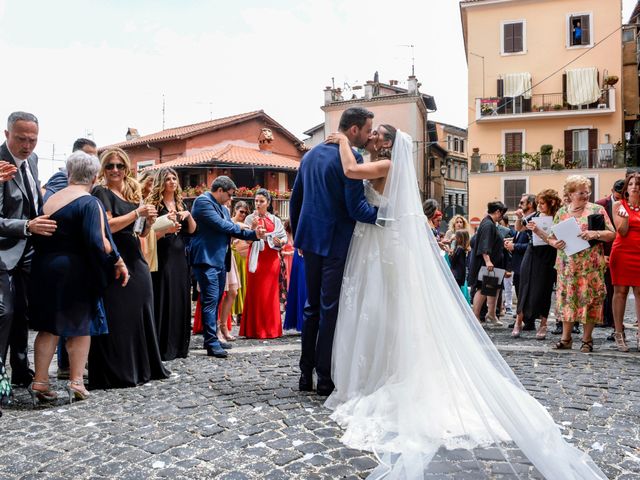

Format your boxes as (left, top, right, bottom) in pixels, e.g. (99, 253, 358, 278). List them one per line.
(289, 107, 378, 396)
(191, 176, 264, 358)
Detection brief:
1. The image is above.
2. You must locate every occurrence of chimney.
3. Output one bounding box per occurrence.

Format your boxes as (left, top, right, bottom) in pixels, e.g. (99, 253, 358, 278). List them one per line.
(389, 79, 398, 86)
(364, 81, 374, 100)
(324, 86, 333, 105)
(258, 128, 274, 153)
(126, 127, 140, 141)
(407, 75, 419, 95)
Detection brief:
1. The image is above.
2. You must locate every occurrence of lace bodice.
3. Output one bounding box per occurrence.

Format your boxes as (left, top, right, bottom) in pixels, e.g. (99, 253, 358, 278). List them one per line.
(364, 180, 384, 207)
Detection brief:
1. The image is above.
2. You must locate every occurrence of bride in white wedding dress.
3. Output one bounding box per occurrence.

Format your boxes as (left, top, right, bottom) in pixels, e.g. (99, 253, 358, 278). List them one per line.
(324, 126, 606, 479)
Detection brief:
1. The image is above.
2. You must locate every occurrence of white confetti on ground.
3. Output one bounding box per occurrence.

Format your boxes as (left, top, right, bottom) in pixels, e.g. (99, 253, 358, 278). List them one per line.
(592, 402, 603, 408)
(85, 422, 96, 427)
(253, 406, 263, 412)
(591, 442, 605, 452)
(254, 442, 267, 448)
(292, 440, 303, 446)
(227, 417, 238, 423)
(301, 453, 314, 461)
(152, 461, 166, 469)
(305, 408, 314, 413)
(238, 435, 248, 440)
(561, 421, 572, 426)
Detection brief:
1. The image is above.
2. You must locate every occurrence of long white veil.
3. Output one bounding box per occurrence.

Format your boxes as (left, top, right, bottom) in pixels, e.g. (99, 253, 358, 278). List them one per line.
(326, 130, 606, 479)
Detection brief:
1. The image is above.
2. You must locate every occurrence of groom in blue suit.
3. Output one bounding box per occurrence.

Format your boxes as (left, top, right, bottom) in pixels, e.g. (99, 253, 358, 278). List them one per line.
(190, 176, 264, 358)
(289, 107, 378, 395)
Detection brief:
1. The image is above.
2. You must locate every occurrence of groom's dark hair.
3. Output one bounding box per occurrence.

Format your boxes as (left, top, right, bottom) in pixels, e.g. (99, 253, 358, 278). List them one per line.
(339, 107, 374, 132)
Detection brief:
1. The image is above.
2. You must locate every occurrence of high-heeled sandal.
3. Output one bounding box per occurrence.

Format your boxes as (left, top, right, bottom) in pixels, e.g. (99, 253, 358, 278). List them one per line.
(553, 338, 573, 350)
(28, 381, 58, 406)
(66, 380, 90, 403)
(613, 332, 629, 352)
(579, 340, 594, 353)
(536, 324, 548, 340)
(511, 322, 522, 338)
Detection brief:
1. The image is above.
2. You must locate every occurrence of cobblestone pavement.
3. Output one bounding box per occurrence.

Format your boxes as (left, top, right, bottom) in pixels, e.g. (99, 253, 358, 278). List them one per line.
(1, 299, 639, 479)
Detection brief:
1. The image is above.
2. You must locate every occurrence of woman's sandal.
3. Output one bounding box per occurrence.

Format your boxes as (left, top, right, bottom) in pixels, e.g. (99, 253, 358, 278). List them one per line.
(66, 380, 90, 403)
(553, 338, 573, 350)
(613, 332, 629, 352)
(28, 381, 58, 406)
(579, 340, 594, 353)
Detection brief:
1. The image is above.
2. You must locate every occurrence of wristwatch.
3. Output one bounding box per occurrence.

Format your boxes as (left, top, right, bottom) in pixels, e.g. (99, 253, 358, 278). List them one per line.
(24, 220, 32, 236)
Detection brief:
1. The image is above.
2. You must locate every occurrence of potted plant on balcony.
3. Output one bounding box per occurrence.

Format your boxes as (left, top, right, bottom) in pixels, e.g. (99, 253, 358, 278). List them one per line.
(553, 104, 563, 111)
(505, 153, 523, 171)
(496, 154, 505, 172)
(523, 152, 541, 170)
(550, 149, 565, 170)
(540, 145, 553, 169)
(604, 75, 619, 87)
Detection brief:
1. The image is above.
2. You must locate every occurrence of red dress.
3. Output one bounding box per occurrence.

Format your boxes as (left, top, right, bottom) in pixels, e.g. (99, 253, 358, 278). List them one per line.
(240, 216, 283, 338)
(610, 199, 640, 286)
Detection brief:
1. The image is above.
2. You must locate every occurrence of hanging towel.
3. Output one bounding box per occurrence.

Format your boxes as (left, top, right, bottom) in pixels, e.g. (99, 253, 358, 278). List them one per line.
(504, 72, 532, 99)
(566, 67, 601, 106)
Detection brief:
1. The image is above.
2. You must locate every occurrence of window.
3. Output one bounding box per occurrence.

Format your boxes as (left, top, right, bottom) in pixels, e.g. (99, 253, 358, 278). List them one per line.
(623, 27, 635, 43)
(502, 21, 525, 54)
(586, 176, 597, 203)
(454, 138, 459, 152)
(504, 179, 527, 211)
(447, 135, 452, 151)
(455, 193, 459, 205)
(461, 194, 465, 206)
(454, 164, 459, 179)
(569, 14, 591, 47)
(447, 163, 452, 178)
(448, 194, 454, 206)
(460, 139, 465, 153)
(136, 159, 155, 172)
(504, 132, 523, 155)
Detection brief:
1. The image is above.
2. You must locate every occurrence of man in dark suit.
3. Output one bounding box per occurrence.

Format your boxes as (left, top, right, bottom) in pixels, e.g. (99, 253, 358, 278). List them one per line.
(289, 107, 378, 396)
(43, 138, 97, 203)
(596, 179, 624, 335)
(0, 111, 57, 386)
(190, 176, 264, 358)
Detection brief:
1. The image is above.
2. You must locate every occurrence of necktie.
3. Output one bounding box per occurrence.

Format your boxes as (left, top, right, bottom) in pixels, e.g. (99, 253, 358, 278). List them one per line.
(20, 162, 36, 219)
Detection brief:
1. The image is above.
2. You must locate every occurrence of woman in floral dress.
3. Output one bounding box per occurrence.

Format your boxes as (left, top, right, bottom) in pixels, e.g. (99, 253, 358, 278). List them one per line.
(547, 175, 615, 352)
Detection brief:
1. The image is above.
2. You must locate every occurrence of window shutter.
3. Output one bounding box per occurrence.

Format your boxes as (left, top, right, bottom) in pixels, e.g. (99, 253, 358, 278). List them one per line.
(497, 78, 504, 97)
(581, 15, 590, 45)
(513, 22, 523, 52)
(505, 133, 522, 155)
(564, 130, 573, 156)
(504, 23, 514, 53)
(588, 129, 598, 151)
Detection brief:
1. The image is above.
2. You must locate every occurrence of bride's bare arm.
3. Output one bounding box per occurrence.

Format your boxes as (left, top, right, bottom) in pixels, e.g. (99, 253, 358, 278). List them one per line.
(326, 133, 391, 180)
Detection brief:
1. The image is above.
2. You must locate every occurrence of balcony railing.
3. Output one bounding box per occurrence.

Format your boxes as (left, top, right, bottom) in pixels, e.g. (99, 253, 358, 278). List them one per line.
(470, 148, 627, 173)
(476, 89, 614, 120)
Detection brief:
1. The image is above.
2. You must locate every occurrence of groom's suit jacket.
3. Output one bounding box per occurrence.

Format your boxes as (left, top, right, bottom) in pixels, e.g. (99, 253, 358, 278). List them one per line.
(0, 142, 43, 271)
(289, 143, 378, 259)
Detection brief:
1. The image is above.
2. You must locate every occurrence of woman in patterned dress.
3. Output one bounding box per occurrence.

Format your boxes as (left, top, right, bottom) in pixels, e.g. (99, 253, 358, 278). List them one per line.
(547, 175, 615, 353)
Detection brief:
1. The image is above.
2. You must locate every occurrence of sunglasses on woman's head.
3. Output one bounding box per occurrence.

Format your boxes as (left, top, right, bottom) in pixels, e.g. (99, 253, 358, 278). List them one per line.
(105, 163, 125, 171)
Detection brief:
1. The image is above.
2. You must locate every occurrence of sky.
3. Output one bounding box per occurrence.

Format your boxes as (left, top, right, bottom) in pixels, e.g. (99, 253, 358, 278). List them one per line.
(0, 0, 637, 182)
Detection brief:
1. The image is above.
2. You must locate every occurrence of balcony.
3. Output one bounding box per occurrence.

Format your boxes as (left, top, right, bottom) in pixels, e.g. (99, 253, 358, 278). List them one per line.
(470, 148, 627, 174)
(475, 88, 615, 122)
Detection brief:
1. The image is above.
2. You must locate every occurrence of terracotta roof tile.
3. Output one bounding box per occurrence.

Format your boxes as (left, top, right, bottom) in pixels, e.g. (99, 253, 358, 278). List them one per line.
(102, 110, 265, 150)
(145, 145, 300, 171)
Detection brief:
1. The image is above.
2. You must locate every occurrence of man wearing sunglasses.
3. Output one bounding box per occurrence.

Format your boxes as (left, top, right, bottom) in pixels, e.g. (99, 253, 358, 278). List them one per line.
(190, 176, 265, 358)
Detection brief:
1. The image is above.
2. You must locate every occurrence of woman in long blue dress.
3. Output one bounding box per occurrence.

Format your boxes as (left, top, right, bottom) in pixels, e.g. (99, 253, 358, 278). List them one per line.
(29, 152, 128, 403)
(283, 249, 307, 332)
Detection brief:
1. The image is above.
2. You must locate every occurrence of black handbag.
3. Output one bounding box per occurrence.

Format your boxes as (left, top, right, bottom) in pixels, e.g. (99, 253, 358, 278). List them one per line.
(480, 271, 501, 297)
(587, 213, 606, 247)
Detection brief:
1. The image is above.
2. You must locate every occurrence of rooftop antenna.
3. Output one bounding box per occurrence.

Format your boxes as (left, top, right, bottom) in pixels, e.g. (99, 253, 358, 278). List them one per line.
(331, 77, 335, 89)
(162, 94, 166, 130)
(400, 44, 415, 76)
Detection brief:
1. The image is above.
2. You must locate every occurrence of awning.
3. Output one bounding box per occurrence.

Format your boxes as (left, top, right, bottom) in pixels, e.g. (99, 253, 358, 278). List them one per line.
(504, 72, 532, 99)
(566, 67, 601, 106)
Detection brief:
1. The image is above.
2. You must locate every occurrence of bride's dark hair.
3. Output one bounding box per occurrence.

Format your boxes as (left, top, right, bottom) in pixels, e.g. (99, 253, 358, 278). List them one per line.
(378, 124, 397, 159)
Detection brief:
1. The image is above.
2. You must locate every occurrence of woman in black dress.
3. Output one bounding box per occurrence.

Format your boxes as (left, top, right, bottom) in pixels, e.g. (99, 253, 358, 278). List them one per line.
(512, 189, 562, 340)
(30, 152, 128, 403)
(147, 167, 196, 361)
(90, 148, 169, 389)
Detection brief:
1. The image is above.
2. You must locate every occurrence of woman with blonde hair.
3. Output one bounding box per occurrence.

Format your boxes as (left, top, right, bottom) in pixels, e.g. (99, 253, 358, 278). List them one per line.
(137, 170, 158, 271)
(546, 175, 615, 353)
(231, 201, 251, 323)
(90, 148, 169, 388)
(147, 167, 196, 360)
(444, 214, 470, 245)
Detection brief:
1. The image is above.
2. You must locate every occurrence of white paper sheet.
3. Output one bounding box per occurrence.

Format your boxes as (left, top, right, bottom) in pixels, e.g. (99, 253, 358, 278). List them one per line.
(531, 216, 554, 246)
(551, 217, 590, 256)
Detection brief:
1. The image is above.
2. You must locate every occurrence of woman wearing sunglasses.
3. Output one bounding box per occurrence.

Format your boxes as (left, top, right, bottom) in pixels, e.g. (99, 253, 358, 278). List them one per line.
(89, 148, 169, 389)
(230, 201, 251, 326)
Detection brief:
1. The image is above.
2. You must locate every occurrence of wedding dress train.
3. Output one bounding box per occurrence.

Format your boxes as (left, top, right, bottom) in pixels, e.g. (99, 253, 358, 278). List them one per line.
(325, 131, 606, 479)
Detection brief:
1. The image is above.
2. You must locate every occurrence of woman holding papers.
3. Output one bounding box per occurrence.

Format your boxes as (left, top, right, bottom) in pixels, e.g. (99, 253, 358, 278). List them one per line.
(512, 189, 562, 340)
(546, 176, 615, 352)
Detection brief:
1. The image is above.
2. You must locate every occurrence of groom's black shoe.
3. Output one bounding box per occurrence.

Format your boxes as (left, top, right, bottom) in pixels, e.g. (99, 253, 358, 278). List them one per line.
(299, 372, 313, 392)
(207, 347, 228, 358)
(316, 379, 335, 397)
(219, 342, 233, 350)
